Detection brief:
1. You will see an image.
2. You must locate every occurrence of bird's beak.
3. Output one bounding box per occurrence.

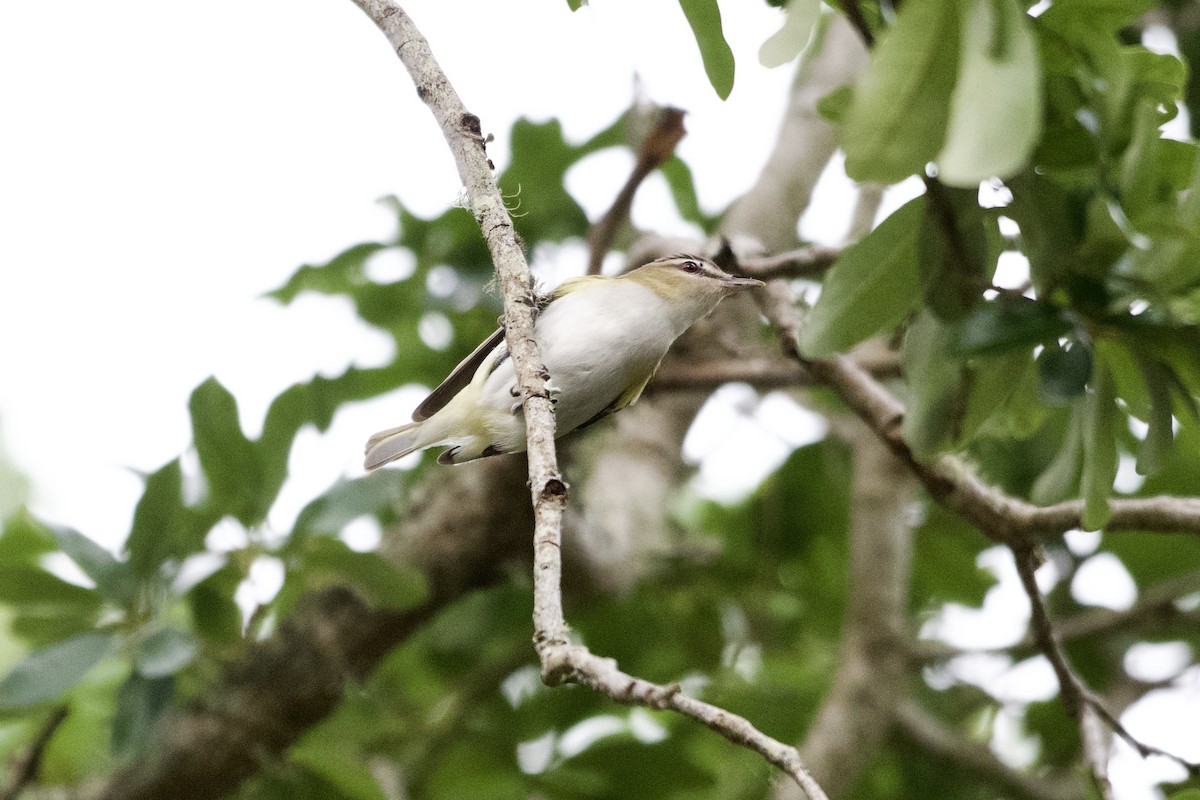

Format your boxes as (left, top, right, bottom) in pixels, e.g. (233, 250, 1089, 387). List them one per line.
(721, 275, 765, 292)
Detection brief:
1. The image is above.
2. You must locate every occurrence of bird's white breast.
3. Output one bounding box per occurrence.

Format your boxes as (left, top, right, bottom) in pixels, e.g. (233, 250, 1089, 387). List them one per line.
(480, 280, 676, 442)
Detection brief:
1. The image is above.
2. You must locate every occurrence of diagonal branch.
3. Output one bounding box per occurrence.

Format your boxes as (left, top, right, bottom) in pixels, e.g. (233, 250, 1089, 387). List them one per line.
(756, 278, 1200, 542)
(348, 0, 569, 653)
(586, 107, 687, 274)
(752, 272, 1200, 790)
(1, 705, 69, 800)
(351, 3, 829, 797)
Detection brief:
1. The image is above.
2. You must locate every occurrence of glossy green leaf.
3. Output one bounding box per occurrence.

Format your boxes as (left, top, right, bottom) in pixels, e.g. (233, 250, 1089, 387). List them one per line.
(1134, 356, 1175, 476)
(918, 184, 997, 319)
(843, 0, 959, 183)
(948, 297, 1071, 356)
(799, 196, 924, 357)
(901, 312, 966, 457)
(1030, 405, 1085, 505)
(678, 0, 736, 99)
(937, 0, 1042, 186)
(1038, 342, 1094, 404)
(0, 632, 116, 708)
(134, 629, 198, 679)
(1080, 362, 1118, 530)
(958, 351, 1032, 442)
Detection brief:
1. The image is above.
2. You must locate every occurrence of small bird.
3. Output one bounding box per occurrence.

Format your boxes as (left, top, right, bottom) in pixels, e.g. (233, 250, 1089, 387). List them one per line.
(364, 254, 763, 469)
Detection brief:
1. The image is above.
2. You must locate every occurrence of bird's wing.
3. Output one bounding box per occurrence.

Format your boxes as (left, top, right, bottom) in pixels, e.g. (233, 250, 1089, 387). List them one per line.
(411, 276, 602, 422)
(411, 327, 506, 421)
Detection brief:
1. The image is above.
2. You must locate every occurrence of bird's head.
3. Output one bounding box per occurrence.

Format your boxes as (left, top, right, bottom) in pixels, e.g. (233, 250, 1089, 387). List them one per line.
(624, 254, 764, 305)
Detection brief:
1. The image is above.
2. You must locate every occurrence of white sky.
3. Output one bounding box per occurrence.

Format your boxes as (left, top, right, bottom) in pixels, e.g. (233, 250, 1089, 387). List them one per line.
(0, 2, 1195, 796)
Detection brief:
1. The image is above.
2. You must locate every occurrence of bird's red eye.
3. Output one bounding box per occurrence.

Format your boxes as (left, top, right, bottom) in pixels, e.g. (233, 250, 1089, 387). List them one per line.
(681, 261, 701, 274)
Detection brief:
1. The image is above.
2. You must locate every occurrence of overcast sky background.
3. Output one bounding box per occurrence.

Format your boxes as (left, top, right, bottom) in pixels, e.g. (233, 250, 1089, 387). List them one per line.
(0, 2, 1195, 796)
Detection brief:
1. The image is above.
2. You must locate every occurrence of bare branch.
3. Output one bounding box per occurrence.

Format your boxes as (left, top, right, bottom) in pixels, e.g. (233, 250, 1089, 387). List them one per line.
(913, 569, 1200, 663)
(895, 701, 1085, 800)
(586, 107, 687, 274)
(349, 0, 569, 648)
(352, 4, 829, 795)
(1, 706, 69, 800)
(739, 245, 842, 280)
(757, 279, 1200, 541)
(542, 644, 830, 800)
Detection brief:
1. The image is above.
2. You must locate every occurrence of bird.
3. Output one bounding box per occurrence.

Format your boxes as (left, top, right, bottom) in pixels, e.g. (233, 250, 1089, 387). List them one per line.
(364, 254, 763, 469)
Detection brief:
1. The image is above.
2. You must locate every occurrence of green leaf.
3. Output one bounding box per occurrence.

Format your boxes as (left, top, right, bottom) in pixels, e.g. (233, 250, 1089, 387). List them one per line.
(799, 196, 924, 357)
(50, 527, 134, 606)
(0, 632, 116, 708)
(843, 0, 960, 183)
(918, 184, 997, 319)
(292, 472, 407, 542)
(134, 629, 198, 679)
(1167, 792, 1200, 800)
(948, 297, 1071, 356)
(678, 0, 736, 99)
(936, 0, 1042, 186)
(127, 460, 208, 578)
(187, 563, 243, 644)
(190, 378, 265, 525)
(1038, 341, 1094, 404)
(816, 85, 855, 125)
(1080, 361, 1118, 530)
(759, 0, 820, 68)
(292, 746, 387, 800)
(0, 511, 57, 563)
(1134, 355, 1175, 475)
(299, 537, 428, 612)
(1037, 0, 1155, 37)
(901, 312, 967, 458)
(565, 0, 585, 9)
(958, 350, 1033, 443)
(659, 156, 719, 231)
(1031, 405, 1085, 504)
(112, 674, 174, 757)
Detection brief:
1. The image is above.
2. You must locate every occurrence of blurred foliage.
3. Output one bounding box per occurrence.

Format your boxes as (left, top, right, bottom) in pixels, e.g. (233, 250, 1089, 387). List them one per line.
(3, 2, 1200, 799)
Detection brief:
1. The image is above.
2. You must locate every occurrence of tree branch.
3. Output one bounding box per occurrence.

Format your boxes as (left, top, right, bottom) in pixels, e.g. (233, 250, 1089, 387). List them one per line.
(756, 280, 1200, 542)
(1, 705, 69, 800)
(586, 107, 687, 274)
(351, 4, 829, 796)
(913, 569, 1200, 664)
(346, 0, 570, 655)
(894, 701, 1085, 800)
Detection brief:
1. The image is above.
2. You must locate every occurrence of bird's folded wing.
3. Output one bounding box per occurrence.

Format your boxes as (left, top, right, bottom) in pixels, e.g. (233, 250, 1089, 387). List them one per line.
(412, 327, 506, 421)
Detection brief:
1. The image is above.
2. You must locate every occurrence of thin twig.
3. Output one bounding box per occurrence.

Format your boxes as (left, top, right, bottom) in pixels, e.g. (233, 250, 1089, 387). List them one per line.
(755, 274, 1200, 786)
(543, 644, 830, 800)
(352, 4, 829, 796)
(0, 706, 69, 800)
(757, 280, 1200, 541)
(1011, 544, 1113, 800)
(586, 107, 687, 274)
(739, 244, 842, 280)
(912, 569, 1200, 663)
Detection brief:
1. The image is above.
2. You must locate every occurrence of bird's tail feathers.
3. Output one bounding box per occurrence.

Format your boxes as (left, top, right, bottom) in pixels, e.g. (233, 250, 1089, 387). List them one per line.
(364, 421, 426, 471)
